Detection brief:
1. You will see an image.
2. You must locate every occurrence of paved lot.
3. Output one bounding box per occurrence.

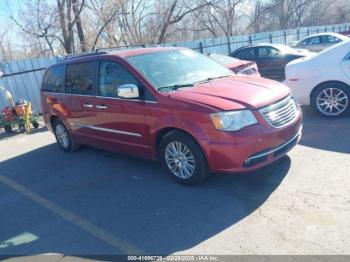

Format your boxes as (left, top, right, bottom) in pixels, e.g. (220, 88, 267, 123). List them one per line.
(0, 107, 349, 259)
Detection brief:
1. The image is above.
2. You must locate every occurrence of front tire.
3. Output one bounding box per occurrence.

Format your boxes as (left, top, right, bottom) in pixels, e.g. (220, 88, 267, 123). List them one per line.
(53, 119, 80, 152)
(311, 82, 350, 117)
(159, 131, 209, 186)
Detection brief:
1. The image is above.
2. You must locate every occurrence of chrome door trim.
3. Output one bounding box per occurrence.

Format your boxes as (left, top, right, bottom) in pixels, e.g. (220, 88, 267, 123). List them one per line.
(43, 92, 94, 98)
(95, 95, 158, 104)
(42, 92, 158, 104)
(71, 122, 142, 137)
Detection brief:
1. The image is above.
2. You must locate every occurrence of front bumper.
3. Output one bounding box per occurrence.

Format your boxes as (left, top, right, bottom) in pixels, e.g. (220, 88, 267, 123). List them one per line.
(243, 129, 301, 168)
(199, 116, 302, 174)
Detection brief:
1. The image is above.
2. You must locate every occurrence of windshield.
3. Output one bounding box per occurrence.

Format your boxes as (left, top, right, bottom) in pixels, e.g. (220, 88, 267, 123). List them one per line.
(126, 49, 233, 91)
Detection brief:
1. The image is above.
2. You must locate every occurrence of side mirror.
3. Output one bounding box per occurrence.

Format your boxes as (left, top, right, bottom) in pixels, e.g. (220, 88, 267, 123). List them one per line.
(117, 84, 139, 99)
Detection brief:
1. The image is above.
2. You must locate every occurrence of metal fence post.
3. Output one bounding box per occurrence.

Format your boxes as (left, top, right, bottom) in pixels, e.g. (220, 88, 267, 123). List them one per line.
(307, 29, 310, 36)
(324, 26, 327, 32)
(199, 42, 203, 54)
(248, 35, 252, 45)
(317, 28, 319, 33)
(297, 29, 300, 40)
(269, 34, 273, 43)
(227, 37, 231, 54)
(332, 26, 335, 32)
(283, 31, 287, 44)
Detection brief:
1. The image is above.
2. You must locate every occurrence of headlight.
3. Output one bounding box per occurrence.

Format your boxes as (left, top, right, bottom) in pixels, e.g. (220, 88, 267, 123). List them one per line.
(210, 110, 258, 131)
(239, 66, 257, 76)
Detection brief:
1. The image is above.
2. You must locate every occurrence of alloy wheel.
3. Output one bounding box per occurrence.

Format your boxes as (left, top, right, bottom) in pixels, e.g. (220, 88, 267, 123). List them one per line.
(316, 87, 349, 116)
(165, 141, 196, 179)
(55, 124, 69, 149)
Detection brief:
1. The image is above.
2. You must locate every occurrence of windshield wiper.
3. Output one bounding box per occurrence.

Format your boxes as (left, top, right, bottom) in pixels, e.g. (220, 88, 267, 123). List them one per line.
(157, 75, 231, 91)
(194, 75, 232, 85)
(158, 83, 194, 92)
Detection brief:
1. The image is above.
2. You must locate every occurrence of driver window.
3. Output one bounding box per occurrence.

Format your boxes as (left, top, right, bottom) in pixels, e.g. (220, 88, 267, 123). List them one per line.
(237, 48, 255, 60)
(98, 61, 139, 98)
(258, 47, 280, 58)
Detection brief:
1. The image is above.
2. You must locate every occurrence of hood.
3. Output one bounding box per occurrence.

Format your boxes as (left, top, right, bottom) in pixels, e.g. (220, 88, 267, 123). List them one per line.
(169, 76, 290, 111)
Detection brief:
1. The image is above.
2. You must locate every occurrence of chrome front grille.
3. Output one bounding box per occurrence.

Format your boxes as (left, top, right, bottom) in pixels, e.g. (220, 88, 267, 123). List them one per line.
(259, 96, 299, 128)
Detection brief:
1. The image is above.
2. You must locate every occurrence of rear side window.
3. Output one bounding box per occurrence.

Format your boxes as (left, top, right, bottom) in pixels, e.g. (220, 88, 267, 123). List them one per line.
(65, 62, 95, 95)
(42, 65, 65, 93)
(235, 48, 255, 60)
(98, 61, 139, 98)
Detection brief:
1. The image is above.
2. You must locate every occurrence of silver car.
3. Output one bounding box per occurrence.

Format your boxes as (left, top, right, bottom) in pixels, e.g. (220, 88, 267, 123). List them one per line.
(290, 33, 349, 52)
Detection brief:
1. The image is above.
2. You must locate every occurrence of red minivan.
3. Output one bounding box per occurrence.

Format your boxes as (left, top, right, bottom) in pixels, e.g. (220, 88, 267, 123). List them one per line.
(41, 47, 302, 185)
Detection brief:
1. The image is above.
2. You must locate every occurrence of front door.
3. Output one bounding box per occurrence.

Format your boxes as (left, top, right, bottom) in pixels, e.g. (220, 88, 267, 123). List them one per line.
(92, 59, 150, 157)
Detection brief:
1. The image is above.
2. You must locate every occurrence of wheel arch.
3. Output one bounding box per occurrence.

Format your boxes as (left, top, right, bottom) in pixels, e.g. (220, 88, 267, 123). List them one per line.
(155, 127, 208, 164)
(49, 115, 59, 130)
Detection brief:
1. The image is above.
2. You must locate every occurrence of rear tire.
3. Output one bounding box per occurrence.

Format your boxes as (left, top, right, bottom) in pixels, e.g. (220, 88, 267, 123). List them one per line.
(53, 119, 80, 152)
(159, 130, 209, 186)
(311, 82, 350, 118)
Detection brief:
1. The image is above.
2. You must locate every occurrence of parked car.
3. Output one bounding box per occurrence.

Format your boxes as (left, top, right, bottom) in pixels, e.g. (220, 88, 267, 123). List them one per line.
(230, 43, 312, 81)
(285, 39, 350, 117)
(208, 53, 260, 77)
(290, 32, 348, 52)
(41, 47, 302, 185)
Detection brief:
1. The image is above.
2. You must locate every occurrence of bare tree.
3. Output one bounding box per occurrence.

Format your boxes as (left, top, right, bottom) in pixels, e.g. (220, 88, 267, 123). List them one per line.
(4, 0, 350, 60)
(86, 0, 125, 50)
(152, 0, 214, 43)
(10, 0, 58, 56)
(56, 0, 87, 53)
(195, 0, 246, 37)
(0, 29, 11, 60)
(72, 0, 88, 51)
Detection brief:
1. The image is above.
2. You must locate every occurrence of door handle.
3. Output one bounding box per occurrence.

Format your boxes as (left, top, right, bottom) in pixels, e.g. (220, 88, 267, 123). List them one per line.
(83, 103, 94, 108)
(96, 105, 108, 109)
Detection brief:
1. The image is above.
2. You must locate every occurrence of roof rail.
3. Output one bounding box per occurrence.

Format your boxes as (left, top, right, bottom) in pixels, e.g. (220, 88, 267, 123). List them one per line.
(64, 44, 164, 60)
(64, 51, 107, 60)
(95, 44, 147, 53)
